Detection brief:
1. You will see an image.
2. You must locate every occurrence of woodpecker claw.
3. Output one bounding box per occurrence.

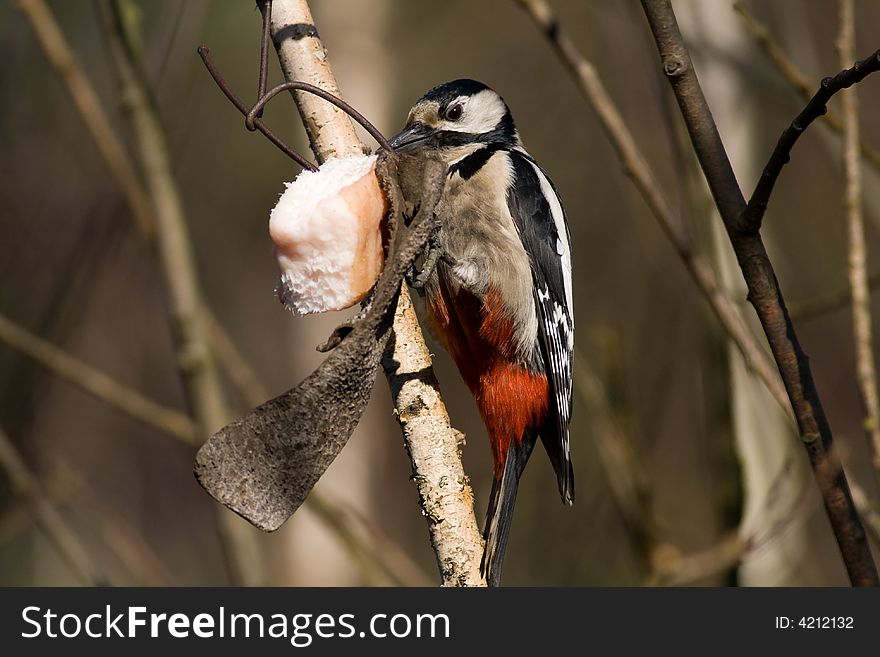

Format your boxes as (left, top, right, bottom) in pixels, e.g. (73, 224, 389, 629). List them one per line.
(406, 229, 445, 289)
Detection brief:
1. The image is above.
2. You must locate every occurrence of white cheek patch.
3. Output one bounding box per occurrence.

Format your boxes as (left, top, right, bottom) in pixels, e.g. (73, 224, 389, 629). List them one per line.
(443, 90, 508, 135)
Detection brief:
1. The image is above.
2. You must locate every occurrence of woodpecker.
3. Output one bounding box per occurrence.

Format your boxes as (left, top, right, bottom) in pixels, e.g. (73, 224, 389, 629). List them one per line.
(389, 79, 574, 586)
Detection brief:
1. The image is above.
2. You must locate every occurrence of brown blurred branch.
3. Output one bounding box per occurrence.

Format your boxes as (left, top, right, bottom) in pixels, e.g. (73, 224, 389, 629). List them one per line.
(266, 0, 484, 586)
(838, 0, 880, 478)
(0, 425, 108, 585)
(97, 0, 263, 586)
(15, 0, 418, 589)
(573, 350, 662, 572)
(788, 270, 880, 321)
(0, 312, 198, 444)
(306, 493, 434, 587)
(514, 0, 791, 420)
(735, 1, 880, 172)
(13, 0, 153, 237)
(639, 0, 877, 586)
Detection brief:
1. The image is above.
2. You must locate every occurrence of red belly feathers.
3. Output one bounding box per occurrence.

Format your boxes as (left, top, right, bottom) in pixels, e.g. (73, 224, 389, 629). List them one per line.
(426, 281, 549, 476)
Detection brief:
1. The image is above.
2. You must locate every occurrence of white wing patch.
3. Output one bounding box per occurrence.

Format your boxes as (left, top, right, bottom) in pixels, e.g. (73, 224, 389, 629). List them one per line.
(526, 157, 574, 318)
(536, 285, 574, 463)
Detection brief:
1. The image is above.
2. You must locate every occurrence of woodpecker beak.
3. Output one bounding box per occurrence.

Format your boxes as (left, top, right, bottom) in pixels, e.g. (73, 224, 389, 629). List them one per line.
(388, 122, 431, 153)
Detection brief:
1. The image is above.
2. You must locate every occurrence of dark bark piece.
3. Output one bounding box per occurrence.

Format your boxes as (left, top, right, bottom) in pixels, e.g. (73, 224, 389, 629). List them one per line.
(194, 154, 446, 531)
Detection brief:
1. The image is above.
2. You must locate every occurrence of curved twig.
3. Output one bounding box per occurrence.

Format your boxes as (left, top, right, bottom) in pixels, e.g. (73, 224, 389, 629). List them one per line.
(743, 48, 880, 233)
(245, 80, 394, 154)
(197, 45, 318, 171)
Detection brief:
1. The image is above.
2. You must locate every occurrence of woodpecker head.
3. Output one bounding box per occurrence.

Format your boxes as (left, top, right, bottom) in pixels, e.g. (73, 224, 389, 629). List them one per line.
(389, 79, 521, 164)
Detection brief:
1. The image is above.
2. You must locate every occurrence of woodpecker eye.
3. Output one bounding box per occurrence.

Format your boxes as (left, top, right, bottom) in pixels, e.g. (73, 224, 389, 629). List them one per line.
(446, 104, 463, 121)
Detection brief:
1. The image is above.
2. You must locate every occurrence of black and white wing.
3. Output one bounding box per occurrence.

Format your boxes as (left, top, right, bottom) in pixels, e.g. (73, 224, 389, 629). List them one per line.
(506, 149, 575, 503)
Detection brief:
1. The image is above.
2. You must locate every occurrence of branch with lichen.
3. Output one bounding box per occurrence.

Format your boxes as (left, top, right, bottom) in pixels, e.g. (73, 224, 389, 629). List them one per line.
(264, 0, 484, 586)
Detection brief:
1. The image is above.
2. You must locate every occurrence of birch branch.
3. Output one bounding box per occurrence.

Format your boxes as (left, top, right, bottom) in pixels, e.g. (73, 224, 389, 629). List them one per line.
(639, 0, 877, 586)
(265, 0, 485, 586)
(838, 0, 880, 479)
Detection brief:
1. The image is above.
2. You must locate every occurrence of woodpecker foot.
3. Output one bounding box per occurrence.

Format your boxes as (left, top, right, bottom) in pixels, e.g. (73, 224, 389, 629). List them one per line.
(407, 232, 452, 289)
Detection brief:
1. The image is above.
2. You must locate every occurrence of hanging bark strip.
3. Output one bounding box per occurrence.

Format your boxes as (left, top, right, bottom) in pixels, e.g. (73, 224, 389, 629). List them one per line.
(639, 0, 878, 586)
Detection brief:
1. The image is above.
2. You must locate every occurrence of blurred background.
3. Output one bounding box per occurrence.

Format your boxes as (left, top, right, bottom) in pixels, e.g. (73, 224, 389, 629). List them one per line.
(1, 0, 879, 586)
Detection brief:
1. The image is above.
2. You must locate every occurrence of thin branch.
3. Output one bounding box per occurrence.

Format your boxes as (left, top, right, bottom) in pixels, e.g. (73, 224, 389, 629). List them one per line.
(198, 45, 317, 171)
(256, 0, 271, 116)
(13, 0, 154, 237)
(838, 0, 880, 477)
(646, 533, 745, 587)
(266, 0, 485, 586)
(0, 311, 198, 444)
(788, 270, 880, 321)
(205, 317, 271, 404)
(639, 0, 877, 586)
(306, 493, 434, 587)
(743, 46, 880, 233)
(734, 1, 880, 172)
(0, 425, 108, 585)
(98, 0, 261, 586)
(244, 81, 394, 153)
(573, 351, 662, 572)
(17, 0, 412, 589)
(514, 0, 791, 418)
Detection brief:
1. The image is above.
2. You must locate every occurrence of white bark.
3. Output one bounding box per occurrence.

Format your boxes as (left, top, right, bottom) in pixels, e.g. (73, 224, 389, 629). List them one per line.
(268, 0, 485, 586)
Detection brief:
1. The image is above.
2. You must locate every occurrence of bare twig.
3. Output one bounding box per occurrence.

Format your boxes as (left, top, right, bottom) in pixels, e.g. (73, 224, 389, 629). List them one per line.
(573, 350, 662, 571)
(266, 0, 485, 586)
(13, 0, 153, 237)
(647, 533, 745, 586)
(205, 318, 271, 404)
(639, 0, 877, 586)
(0, 312, 198, 444)
(98, 0, 262, 586)
(198, 45, 317, 171)
(514, 0, 791, 417)
(17, 0, 412, 588)
(0, 425, 108, 585)
(743, 46, 880, 233)
(838, 0, 880, 476)
(306, 493, 434, 587)
(734, 1, 880, 172)
(788, 270, 880, 321)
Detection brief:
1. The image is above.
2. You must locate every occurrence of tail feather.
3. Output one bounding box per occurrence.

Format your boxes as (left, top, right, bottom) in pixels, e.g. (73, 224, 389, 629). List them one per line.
(481, 434, 535, 587)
